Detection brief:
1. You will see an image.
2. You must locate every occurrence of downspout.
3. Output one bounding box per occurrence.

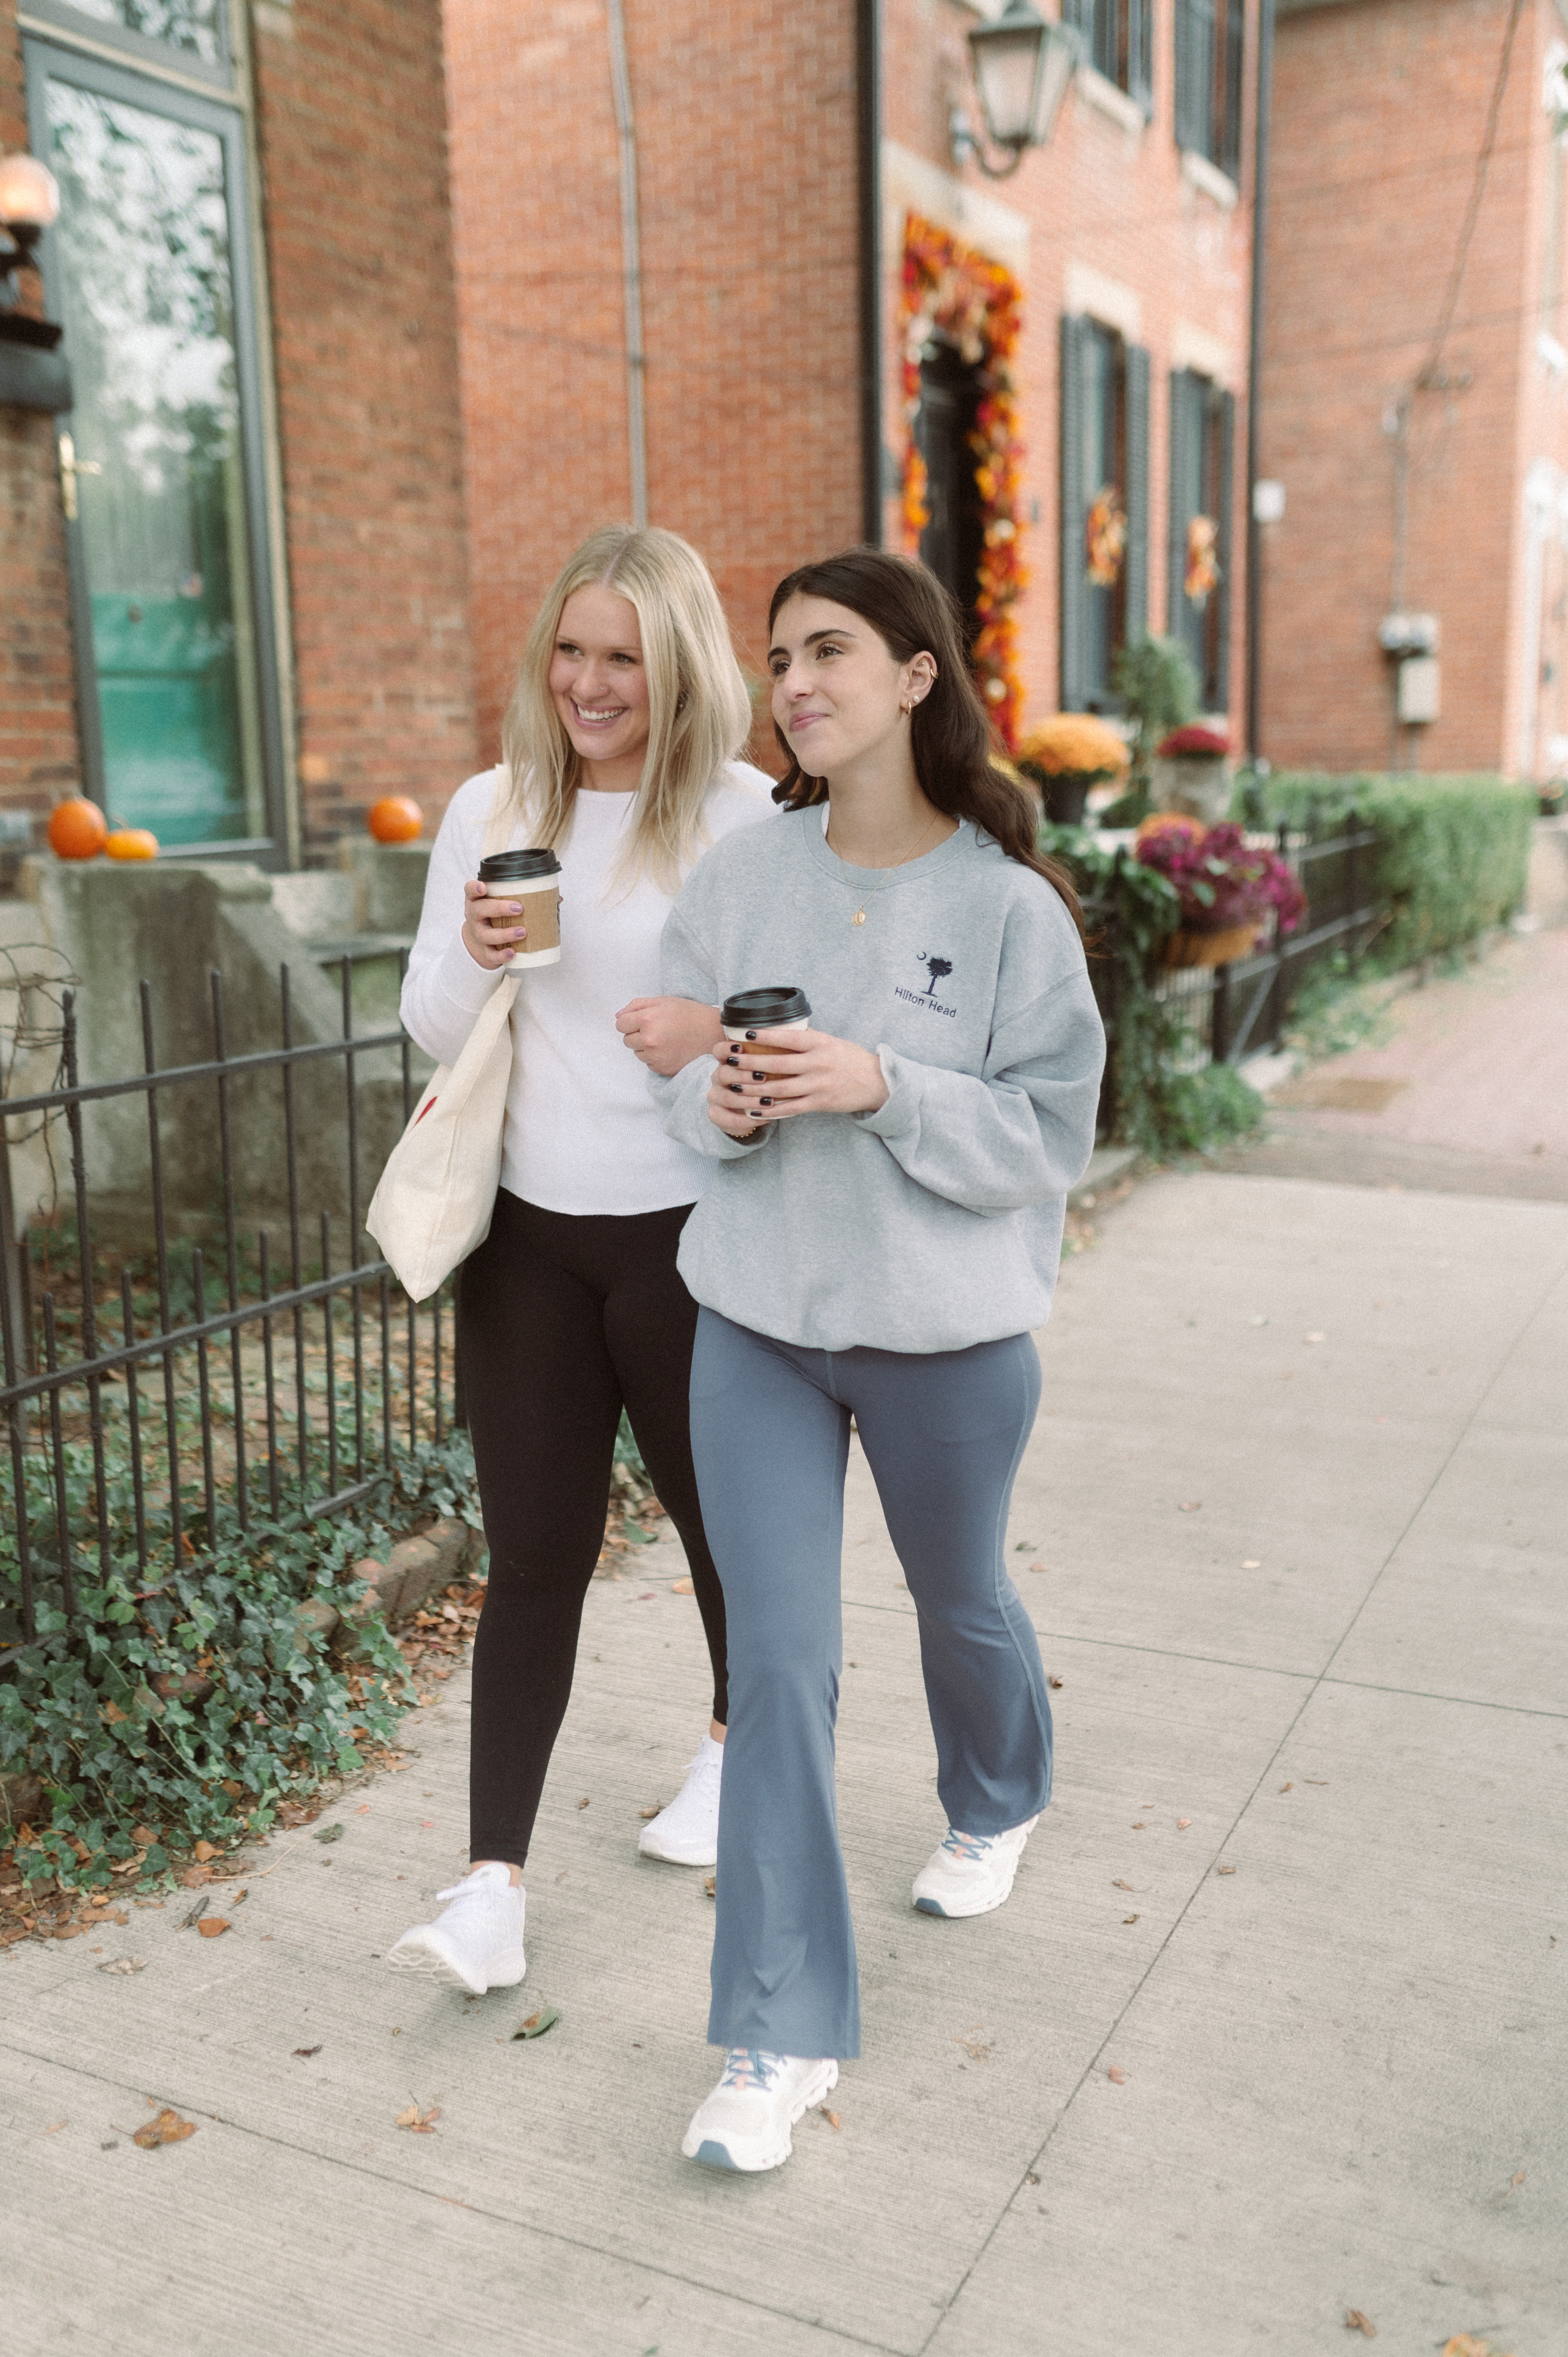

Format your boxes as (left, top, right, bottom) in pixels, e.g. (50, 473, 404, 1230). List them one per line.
(857, 0, 883, 545)
(606, 0, 649, 527)
(1244, 0, 1275, 759)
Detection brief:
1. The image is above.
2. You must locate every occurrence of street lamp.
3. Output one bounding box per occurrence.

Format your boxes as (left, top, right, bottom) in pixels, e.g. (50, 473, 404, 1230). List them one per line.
(0, 151, 63, 350)
(952, 1, 1080, 179)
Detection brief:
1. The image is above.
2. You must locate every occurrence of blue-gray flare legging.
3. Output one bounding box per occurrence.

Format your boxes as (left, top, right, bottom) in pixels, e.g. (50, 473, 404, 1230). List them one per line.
(689, 1307, 1052, 2061)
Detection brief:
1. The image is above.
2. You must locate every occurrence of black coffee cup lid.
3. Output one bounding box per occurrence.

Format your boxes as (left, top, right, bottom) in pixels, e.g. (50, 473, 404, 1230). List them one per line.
(722, 986, 811, 1029)
(479, 847, 561, 883)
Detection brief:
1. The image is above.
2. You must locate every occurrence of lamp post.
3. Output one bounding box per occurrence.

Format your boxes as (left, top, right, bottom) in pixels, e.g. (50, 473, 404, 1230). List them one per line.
(0, 150, 71, 413)
(951, 1, 1080, 179)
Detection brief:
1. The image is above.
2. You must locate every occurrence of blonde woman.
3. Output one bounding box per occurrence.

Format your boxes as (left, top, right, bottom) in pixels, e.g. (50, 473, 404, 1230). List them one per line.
(388, 526, 773, 1996)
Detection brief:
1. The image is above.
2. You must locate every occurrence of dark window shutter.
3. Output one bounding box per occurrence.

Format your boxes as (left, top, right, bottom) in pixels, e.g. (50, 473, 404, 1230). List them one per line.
(1222, 0, 1245, 179)
(1123, 343, 1151, 646)
(1174, 0, 1201, 153)
(1213, 387, 1235, 707)
(1167, 368, 1201, 639)
(1060, 313, 1088, 711)
(1130, 0, 1153, 115)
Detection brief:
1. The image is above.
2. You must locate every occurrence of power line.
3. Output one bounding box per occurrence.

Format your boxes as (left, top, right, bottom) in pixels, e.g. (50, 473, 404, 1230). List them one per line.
(1417, 0, 1528, 390)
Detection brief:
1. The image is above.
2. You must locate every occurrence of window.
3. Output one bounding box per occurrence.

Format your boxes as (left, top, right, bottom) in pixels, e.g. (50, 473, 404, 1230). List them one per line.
(1167, 369, 1234, 709)
(1059, 315, 1149, 711)
(1175, 0, 1244, 182)
(913, 337, 987, 647)
(1062, 0, 1153, 114)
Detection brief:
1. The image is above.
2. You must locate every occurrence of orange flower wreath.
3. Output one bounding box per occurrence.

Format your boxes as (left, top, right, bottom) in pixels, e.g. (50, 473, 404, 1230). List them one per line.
(900, 212, 1028, 752)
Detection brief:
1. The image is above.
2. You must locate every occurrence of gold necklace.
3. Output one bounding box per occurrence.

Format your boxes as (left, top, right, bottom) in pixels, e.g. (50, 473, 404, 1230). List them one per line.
(826, 807, 945, 925)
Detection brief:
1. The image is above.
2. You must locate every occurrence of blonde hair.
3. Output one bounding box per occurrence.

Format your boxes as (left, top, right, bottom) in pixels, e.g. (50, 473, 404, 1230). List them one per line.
(500, 525, 754, 892)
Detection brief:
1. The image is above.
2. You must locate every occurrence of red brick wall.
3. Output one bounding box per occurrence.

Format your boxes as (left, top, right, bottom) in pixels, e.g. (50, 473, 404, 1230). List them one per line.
(0, 3, 81, 829)
(1258, 0, 1551, 775)
(252, 0, 478, 843)
(883, 0, 1257, 740)
(444, 0, 863, 767)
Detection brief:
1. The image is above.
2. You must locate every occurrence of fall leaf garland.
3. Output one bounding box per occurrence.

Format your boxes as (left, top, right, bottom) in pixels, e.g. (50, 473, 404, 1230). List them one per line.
(900, 212, 1028, 751)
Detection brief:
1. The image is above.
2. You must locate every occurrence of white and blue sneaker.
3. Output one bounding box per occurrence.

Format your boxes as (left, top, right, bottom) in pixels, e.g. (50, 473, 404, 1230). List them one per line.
(681, 2048, 839, 2173)
(638, 1734, 723, 1867)
(912, 1816, 1040, 1918)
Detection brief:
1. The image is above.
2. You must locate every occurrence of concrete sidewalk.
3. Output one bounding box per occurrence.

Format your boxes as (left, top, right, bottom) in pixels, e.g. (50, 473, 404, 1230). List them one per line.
(3, 1172, 1565, 2356)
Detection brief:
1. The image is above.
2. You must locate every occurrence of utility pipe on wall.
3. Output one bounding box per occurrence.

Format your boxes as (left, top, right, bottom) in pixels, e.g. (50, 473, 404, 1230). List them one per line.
(857, 0, 883, 546)
(1244, 0, 1275, 761)
(606, 0, 648, 528)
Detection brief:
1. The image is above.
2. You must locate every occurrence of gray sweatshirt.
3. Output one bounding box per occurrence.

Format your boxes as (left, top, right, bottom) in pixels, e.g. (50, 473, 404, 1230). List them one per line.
(652, 807, 1106, 1353)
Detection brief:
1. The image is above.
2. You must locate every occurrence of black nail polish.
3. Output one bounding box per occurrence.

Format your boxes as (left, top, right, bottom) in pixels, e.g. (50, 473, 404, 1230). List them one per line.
(745, 1030, 757, 1040)
(728, 1082, 743, 1094)
(752, 1070, 766, 1080)
(760, 1096, 772, 1107)
(726, 1055, 738, 1067)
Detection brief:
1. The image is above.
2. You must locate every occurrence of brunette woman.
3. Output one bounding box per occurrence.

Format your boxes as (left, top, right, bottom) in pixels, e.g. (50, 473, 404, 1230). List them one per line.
(652, 549, 1105, 2169)
(387, 526, 772, 1994)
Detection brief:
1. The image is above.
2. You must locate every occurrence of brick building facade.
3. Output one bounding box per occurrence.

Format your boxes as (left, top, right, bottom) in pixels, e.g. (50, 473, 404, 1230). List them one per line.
(445, 0, 1258, 773)
(1258, 0, 1568, 778)
(1, 0, 476, 863)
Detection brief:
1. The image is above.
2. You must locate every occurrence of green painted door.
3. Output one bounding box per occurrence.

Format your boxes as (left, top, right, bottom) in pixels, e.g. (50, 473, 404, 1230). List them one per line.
(30, 31, 275, 850)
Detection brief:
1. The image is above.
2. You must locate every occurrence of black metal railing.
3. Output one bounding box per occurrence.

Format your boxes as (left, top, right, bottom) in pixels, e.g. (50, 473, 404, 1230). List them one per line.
(1, 962, 448, 1648)
(1084, 813, 1385, 1125)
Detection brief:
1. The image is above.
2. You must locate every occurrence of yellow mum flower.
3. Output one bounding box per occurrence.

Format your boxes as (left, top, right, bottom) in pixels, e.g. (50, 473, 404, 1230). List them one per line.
(1015, 714, 1131, 780)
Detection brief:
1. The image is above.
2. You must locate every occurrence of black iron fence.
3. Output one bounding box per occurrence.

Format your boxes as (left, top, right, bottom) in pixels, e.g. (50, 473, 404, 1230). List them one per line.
(1, 962, 449, 1648)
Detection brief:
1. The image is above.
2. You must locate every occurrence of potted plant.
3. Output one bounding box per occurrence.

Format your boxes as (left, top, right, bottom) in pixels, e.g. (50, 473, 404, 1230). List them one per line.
(1152, 723, 1234, 824)
(1135, 816, 1306, 967)
(1015, 713, 1130, 827)
(1095, 635, 1201, 825)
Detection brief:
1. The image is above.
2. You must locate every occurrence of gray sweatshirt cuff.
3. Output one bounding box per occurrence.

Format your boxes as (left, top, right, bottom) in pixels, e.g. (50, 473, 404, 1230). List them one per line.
(853, 1047, 922, 1140)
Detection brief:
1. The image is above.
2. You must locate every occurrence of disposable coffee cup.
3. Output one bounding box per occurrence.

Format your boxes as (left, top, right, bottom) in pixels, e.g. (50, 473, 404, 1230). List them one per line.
(478, 848, 561, 967)
(721, 986, 811, 1047)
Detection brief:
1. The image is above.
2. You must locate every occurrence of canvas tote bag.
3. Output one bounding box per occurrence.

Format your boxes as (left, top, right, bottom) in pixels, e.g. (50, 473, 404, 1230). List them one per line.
(367, 774, 523, 1301)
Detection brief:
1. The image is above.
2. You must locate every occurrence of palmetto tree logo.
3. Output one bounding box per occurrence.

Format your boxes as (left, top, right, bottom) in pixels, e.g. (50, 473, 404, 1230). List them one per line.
(916, 952, 953, 996)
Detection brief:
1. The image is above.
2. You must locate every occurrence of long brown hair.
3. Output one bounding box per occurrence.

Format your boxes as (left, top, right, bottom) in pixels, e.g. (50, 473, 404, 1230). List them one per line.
(766, 548, 1085, 935)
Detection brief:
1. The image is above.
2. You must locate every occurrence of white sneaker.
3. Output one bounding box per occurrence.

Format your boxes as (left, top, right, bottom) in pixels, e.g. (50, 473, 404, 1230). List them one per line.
(912, 1816, 1040, 1918)
(638, 1734, 723, 1867)
(385, 1862, 526, 1994)
(681, 2049, 839, 2173)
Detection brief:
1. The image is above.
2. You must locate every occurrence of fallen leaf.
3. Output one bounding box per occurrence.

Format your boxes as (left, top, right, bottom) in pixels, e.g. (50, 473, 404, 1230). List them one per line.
(131, 1825, 159, 1847)
(1440, 2339, 1511, 2357)
(1305, 1779, 1329, 1786)
(43, 2120, 66, 2133)
(1177, 1818, 1192, 1830)
(1030, 1561, 1048, 1574)
(820, 2107, 841, 2130)
(1344, 2310, 1376, 2338)
(196, 1918, 231, 1939)
(577, 1797, 590, 1810)
(133, 2107, 196, 2149)
(703, 1874, 716, 1898)
(1510, 2168, 1526, 2188)
(313, 1823, 345, 1845)
(1217, 1865, 1237, 1877)
(1122, 1913, 1139, 1924)
(293, 2045, 322, 2059)
(192, 1841, 218, 1863)
(670, 1578, 694, 1595)
(394, 2101, 441, 2133)
(1178, 1501, 1202, 1512)
(97, 1957, 146, 1975)
(1047, 1675, 1063, 1689)
(638, 1805, 661, 1820)
(53, 1924, 83, 1941)
(1112, 1878, 1134, 1891)
(1106, 2065, 1126, 2084)
(512, 2004, 560, 2041)
(1024, 2170, 1040, 2185)
(957, 2031, 993, 2062)
(1280, 1781, 1294, 1792)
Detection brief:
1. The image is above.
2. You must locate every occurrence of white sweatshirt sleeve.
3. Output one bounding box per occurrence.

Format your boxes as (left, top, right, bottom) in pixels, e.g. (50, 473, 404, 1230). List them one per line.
(399, 773, 507, 1066)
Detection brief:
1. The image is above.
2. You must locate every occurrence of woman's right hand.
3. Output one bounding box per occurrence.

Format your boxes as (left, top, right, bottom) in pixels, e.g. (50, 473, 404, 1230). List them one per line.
(461, 879, 527, 970)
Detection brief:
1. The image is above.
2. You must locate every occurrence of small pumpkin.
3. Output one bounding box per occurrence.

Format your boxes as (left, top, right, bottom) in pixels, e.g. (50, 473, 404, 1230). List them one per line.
(104, 826, 159, 862)
(47, 796, 108, 861)
(367, 795, 423, 844)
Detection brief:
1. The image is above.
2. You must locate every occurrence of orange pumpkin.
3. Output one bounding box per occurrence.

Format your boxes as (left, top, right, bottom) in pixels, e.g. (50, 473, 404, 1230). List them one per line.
(104, 827, 159, 862)
(367, 795, 423, 844)
(47, 796, 108, 861)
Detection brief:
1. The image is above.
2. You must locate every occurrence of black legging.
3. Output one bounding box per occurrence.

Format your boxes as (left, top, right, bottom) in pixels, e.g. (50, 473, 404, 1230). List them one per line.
(459, 1189, 727, 1867)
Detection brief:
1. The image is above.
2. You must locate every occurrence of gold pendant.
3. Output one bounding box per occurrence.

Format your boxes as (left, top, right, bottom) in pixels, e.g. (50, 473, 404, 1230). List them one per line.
(853, 908, 867, 926)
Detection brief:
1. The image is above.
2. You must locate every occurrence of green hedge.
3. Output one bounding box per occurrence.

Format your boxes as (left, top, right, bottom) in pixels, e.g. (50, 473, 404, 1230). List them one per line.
(1249, 772, 1536, 965)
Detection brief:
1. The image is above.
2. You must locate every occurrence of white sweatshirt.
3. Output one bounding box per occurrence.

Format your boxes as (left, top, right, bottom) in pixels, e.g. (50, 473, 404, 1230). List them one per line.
(400, 762, 775, 1217)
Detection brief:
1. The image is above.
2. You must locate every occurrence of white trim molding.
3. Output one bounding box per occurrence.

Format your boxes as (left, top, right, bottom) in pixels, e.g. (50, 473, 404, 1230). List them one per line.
(1064, 261, 1142, 343)
(1076, 65, 1146, 138)
(1172, 320, 1239, 386)
(882, 139, 1031, 278)
(1181, 149, 1240, 210)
